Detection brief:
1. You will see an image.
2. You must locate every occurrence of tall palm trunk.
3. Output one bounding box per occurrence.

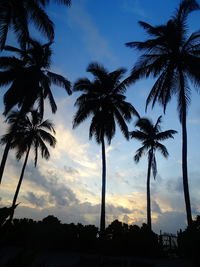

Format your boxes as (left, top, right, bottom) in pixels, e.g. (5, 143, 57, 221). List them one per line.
(181, 103, 192, 226)
(9, 145, 31, 222)
(147, 150, 153, 231)
(180, 72, 192, 226)
(100, 136, 106, 237)
(0, 142, 10, 184)
(0, 109, 24, 185)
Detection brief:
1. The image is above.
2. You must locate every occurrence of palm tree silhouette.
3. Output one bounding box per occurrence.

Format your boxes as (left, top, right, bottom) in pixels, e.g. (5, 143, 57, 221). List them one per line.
(73, 62, 139, 236)
(126, 0, 200, 226)
(1, 110, 56, 221)
(0, 39, 71, 185)
(0, 0, 71, 50)
(130, 116, 177, 230)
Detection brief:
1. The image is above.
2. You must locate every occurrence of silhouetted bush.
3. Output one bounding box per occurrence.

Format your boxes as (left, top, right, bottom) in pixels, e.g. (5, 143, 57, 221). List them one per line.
(0, 216, 161, 257)
(178, 215, 200, 265)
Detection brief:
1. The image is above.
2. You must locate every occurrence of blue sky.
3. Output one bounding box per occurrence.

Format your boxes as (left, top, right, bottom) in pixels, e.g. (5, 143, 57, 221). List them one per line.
(0, 0, 200, 233)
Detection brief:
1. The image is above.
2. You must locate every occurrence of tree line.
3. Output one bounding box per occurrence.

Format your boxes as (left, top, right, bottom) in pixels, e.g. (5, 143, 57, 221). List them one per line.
(0, 0, 200, 238)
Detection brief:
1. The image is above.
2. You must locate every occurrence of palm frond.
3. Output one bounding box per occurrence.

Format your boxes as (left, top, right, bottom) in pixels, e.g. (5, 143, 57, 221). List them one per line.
(0, 70, 15, 86)
(129, 130, 148, 141)
(38, 138, 50, 160)
(155, 142, 169, 158)
(113, 107, 129, 140)
(154, 115, 162, 132)
(0, 13, 9, 50)
(47, 71, 71, 95)
(134, 146, 146, 163)
(156, 129, 177, 140)
(151, 154, 157, 179)
(40, 120, 56, 134)
(87, 62, 108, 80)
(73, 78, 93, 92)
(38, 130, 56, 147)
(0, 56, 23, 69)
(135, 118, 153, 134)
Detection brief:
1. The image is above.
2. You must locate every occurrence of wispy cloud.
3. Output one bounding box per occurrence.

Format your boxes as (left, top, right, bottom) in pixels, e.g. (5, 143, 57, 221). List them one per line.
(121, 0, 146, 18)
(66, 1, 118, 65)
(188, 118, 200, 125)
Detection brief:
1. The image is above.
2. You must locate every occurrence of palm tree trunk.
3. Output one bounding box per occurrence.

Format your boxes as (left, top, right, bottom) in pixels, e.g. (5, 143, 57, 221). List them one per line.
(147, 151, 153, 231)
(0, 142, 11, 184)
(179, 71, 192, 226)
(182, 103, 192, 226)
(100, 136, 106, 237)
(0, 109, 24, 185)
(9, 145, 31, 222)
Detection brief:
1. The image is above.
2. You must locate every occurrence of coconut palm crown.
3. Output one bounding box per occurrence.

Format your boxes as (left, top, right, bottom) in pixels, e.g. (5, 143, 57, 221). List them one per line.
(1, 109, 56, 166)
(0, 0, 71, 50)
(0, 39, 72, 116)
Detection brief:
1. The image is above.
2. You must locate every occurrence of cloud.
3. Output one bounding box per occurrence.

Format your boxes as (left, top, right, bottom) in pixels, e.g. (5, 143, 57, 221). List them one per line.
(67, 1, 118, 64)
(64, 165, 79, 176)
(121, 0, 146, 17)
(24, 192, 47, 207)
(25, 166, 78, 207)
(14, 201, 133, 227)
(152, 200, 162, 214)
(166, 177, 183, 194)
(154, 211, 187, 234)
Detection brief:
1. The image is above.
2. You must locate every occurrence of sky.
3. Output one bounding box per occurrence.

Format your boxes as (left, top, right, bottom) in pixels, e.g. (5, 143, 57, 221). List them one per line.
(0, 0, 200, 234)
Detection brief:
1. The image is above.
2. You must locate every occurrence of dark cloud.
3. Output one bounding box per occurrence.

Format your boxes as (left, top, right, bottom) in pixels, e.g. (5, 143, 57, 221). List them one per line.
(191, 202, 200, 215)
(64, 165, 79, 176)
(153, 211, 187, 234)
(24, 192, 47, 207)
(14, 201, 133, 227)
(151, 200, 162, 214)
(25, 165, 78, 206)
(106, 204, 132, 215)
(166, 177, 183, 193)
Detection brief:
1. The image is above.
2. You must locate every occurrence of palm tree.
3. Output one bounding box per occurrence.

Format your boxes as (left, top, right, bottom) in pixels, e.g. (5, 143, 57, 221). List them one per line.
(0, 0, 71, 50)
(0, 39, 71, 184)
(130, 116, 177, 230)
(73, 62, 139, 236)
(125, 0, 200, 226)
(0, 109, 56, 221)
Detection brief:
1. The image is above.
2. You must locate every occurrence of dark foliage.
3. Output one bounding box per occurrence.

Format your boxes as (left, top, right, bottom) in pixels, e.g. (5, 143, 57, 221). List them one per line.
(0, 0, 71, 50)
(178, 215, 200, 265)
(0, 217, 161, 258)
(0, 40, 71, 116)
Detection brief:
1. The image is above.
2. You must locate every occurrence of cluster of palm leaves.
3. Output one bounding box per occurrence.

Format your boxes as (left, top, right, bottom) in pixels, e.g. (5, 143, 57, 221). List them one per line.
(0, 0, 72, 222)
(0, 0, 199, 237)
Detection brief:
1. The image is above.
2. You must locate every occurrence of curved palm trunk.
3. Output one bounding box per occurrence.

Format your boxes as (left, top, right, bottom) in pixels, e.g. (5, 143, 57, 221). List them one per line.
(9, 145, 31, 222)
(100, 136, 106, 237)
(146, 150, 153, 231)
(179, 72, 192, 226)
(0, 142, 11, 184)
(181, 104, 192, 226)
(0, 109, 24, 185)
